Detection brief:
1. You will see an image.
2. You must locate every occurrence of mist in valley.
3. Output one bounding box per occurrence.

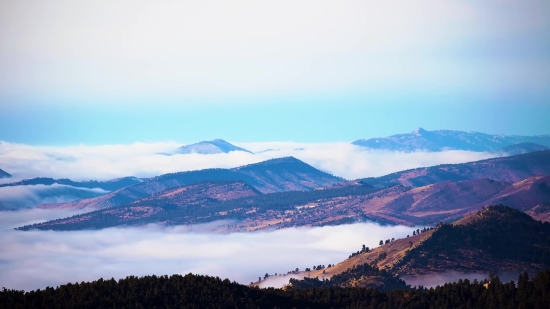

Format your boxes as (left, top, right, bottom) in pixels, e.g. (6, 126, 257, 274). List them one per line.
(0, 209, 415, 291)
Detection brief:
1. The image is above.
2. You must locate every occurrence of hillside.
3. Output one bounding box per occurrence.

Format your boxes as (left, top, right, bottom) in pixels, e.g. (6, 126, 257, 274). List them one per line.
(176, 139, 253, 154)
(0, 168, 11, 179)
(362, 150, 550, 188)
(493, 142, 549, 156)
(302, 206, 550, 282)
(39, 157, 342, 210)
(21, 183, 380, 231)
(479, 175, 550, 211)
(4, 270, 550, 309)
(29, 174, 550, 230)
(352, 128, 550, 152)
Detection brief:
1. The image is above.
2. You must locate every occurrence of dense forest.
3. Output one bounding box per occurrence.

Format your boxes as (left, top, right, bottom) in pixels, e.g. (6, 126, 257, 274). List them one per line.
(289, 263, 408, 290)
(395, 205, 550, 272)
(2, 270, 550, 309)
(17, 182, 381, 231)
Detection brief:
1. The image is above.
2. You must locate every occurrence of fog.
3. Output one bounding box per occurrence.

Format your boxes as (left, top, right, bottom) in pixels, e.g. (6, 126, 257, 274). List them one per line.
(0, 184, 107, 210)
(0, 209, 415, 291)
(0, 140, 494, 181)
(403, 271, 522, 288)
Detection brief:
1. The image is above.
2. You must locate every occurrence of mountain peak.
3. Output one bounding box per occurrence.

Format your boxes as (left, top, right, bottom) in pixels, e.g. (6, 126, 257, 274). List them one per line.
(176, 139, 252, 154)
(412, 127, 427, 135)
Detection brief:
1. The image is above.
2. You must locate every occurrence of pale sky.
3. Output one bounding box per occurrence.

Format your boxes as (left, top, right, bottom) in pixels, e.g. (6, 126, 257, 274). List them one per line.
(1, 0, 549, 144)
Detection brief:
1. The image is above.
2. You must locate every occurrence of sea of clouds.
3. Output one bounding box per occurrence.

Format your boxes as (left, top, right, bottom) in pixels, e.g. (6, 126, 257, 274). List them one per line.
(0, 140, 495, 182)
(0, 209, 416, 291)
(0, 140, 501, 291)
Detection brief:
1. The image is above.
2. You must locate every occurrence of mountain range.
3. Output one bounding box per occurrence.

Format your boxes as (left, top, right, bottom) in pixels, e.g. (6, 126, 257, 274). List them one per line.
(36, 157, 342, 211)
(20, 150, 550, 231)
(352, 128, 550, 152)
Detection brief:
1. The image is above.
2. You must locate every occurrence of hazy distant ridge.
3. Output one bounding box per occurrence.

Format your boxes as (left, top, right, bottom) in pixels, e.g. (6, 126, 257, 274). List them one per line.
(352, 128, 550, 152)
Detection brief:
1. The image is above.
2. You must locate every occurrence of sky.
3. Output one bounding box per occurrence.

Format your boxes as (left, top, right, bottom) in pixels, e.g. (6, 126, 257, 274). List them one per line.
(1, 0, 549, 145)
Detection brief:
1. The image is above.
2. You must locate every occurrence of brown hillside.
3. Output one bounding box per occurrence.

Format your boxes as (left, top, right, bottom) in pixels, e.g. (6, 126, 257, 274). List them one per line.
(479, 175, 550, 211)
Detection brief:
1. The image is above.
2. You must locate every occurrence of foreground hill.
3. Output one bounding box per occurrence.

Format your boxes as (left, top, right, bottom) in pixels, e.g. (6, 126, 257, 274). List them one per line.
(362, 150, 550, 188)
(39, 157, 342, 210)
(301, 206, 550, 284)
(176, 139, 252, 154)
(352, 128, 550, 152)
(2, 270, 550, 309)
(0, 168, 11, 179)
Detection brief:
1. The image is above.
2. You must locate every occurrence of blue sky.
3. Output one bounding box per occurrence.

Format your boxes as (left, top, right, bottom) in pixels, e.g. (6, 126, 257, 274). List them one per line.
(1, 0, 549, 145)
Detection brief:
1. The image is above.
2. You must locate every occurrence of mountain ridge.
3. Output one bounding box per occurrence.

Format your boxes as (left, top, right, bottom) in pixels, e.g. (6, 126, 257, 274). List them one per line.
(352, 128, 550, 152)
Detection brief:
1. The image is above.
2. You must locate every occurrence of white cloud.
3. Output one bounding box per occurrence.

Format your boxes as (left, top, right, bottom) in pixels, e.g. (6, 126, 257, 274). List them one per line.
(0, 210, 415, 291)
(0, 184, 108, 210)
(0, 140, 494, 181)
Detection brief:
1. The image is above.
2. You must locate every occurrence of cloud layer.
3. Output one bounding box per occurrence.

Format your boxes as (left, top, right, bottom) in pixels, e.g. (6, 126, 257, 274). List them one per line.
(0, 209, 415, 291)
(0, 140, 495, 181)
(0, 184, 107, 210)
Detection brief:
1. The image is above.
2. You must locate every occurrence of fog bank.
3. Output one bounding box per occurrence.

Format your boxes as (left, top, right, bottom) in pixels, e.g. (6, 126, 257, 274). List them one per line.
(0, 211, 414, 291)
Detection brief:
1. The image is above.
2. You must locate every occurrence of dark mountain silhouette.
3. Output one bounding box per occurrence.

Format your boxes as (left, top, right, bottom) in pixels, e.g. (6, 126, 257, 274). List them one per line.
(352, 128, 550, 152)
(362, 150, 550, 188)
(0, 168, 11, 179)
(176, 139, 252, 154)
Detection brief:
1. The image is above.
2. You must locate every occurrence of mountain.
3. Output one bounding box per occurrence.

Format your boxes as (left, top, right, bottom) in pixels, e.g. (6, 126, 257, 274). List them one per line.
(492, 142, 549, 156)
(362, 150, 550, 188)
(0, 168, 11, 179)
(176, 139, 252, 154)
(0, 176, 141, 191)
(302, 206, 550, 281)
(352, 128, 550, 152)
(37, 157, 342, 211)
(25, 182, 379, 231)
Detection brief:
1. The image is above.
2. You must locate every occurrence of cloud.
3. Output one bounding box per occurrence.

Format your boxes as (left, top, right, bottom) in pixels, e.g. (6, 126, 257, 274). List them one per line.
(0, 211, 415, 291)
(0, 140, 495, 181)
(402, 271, 521, 289)
(0, 208, 88, 231)
(0, 184, 107, 210)
(0, 0, 548, 101)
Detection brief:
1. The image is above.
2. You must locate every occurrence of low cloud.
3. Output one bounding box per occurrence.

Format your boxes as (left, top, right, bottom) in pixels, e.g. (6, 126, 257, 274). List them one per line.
(0, 184, 107, 210)
(0, 210, 414, 291)
(402, 271, 522, 288)
(0, 208, 88, 231)
(0, 140, 494, 181)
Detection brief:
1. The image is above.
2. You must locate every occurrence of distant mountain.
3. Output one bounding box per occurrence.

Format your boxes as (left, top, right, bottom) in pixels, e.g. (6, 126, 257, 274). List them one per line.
(362, 150, 550, 188)
(352, 128, 550, 152)
(37, 157, 343, 211)
(0, 168, 11, 179)
(176, 139, 252, 154)
(0, 176, 141, 191)
(304, 206, 550, 281)
(492, 142, 549, 156)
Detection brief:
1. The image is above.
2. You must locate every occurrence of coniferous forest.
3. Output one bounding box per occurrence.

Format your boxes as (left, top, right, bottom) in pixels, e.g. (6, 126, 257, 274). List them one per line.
(2, 270, 550, 309)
